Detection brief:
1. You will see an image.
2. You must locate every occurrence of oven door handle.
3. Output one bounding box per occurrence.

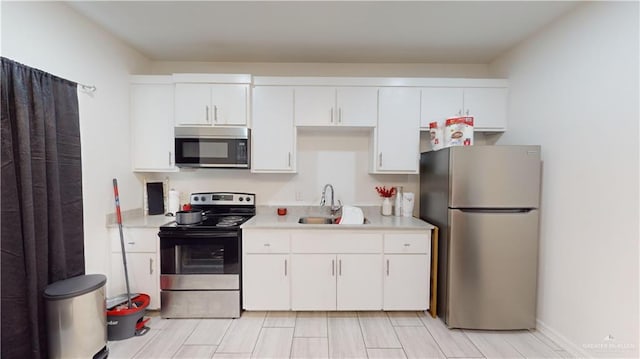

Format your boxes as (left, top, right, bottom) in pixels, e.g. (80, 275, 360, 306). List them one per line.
(159, 231, 239, 239)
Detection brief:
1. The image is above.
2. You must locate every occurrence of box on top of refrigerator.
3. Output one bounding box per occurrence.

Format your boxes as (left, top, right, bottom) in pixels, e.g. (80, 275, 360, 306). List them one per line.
(445, 116, 474, 147)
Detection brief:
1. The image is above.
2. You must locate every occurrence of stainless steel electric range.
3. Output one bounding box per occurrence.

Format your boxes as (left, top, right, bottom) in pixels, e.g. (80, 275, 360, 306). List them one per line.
(158, 192, 255, 318)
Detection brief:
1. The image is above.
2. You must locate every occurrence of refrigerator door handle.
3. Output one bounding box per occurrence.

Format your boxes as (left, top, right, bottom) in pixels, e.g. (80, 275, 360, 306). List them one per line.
(456, 208, 534, 214)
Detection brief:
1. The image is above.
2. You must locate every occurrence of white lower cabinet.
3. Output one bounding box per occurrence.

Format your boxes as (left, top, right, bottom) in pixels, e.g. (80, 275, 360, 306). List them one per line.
(336, 254, 383, 310)
(108, 228, 160, 309)
(242, 230, 291, 310)
(291, 254, 337, 310)
(290, 254, 382, 310)
(242, 229, 430, 311)
(383, 233, 431, 310)
(110, 252, 159, 309)
(243, 254, 290, 310)
(383, 254, 429, 310)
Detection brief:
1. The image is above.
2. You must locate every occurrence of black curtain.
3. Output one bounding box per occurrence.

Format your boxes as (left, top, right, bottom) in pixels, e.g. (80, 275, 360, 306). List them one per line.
(1, 58, 85, 358)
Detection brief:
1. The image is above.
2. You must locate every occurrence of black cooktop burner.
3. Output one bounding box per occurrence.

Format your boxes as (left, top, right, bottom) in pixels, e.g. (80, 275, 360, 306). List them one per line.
(159, 192, 256, 234)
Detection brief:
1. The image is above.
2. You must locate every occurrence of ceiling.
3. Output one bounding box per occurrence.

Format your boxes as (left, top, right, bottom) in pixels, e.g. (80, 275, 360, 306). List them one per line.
(66, 1, 580, 64)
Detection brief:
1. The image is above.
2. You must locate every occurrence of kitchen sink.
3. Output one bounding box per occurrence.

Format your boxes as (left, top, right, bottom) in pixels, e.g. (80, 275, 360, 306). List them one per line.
(298, 216, 336, 224)
(297, 216, 370, 225)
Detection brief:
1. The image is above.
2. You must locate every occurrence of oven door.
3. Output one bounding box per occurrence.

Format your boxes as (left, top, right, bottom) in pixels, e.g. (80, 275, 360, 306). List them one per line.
(175, 137, 249, 168)
(160, 231, 240, 290)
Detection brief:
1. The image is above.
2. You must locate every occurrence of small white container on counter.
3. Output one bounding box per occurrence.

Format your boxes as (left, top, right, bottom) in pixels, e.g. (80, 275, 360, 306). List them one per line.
(168, 189, 180, 215)
(402, 192, 415, 217)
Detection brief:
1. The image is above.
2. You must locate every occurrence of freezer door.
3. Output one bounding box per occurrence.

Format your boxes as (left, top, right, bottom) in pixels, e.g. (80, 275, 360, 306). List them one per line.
(447, 208, 539, 329)
(449, 146, 541, 208)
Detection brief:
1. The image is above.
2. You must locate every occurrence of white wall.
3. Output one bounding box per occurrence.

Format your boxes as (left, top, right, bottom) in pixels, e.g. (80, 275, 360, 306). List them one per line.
(1, 2, 150, 276)
(149, 61, 490, 77)
(145, 130, 422, 213)
(490, 2, 639, 358)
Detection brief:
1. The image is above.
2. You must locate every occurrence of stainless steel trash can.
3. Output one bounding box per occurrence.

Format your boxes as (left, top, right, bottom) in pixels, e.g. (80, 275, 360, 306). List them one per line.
(44, 274, 108, 359)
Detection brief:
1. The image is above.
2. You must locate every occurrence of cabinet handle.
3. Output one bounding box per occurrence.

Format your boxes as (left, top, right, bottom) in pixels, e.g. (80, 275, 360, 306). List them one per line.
(465, 109, 470, 116)
(339, 259, 342, 276)
(404, 243, 411, 247)
(288, 152, 292, 167)
(263, 243, 271, 247)
(149, 258, 153, 275)
(332, 259, 335, 276)
(214, 105, 218, 122)
(284, 259, 287, 276)
(379, 153, 383, 167)
(330, 108, 334, 123)
(169, 151, 172, 165)
(206, 105, 210, 123)
(386, 259, 390, 276)
(127, 241, 135, 245)
(338, 108, 342, 123)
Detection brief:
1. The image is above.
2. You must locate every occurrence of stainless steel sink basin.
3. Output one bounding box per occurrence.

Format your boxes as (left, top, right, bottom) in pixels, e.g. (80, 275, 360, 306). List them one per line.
(298, 216, 336, 224)
(297, 216, 370, 225)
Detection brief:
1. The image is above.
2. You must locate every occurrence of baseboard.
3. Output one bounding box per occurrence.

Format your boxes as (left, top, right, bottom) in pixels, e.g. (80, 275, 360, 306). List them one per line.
(536, 319, 592, 358)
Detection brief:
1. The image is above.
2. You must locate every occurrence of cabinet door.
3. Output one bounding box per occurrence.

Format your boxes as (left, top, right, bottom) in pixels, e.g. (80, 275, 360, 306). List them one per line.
(252, 86, 296, 172)
(291, 254, 336, 310)
(211, 84, 248, 126)
(375, 87, 421, 173)
(294, 87, 336, 126)
(336, 87, 378, 127)
(130, 83, 175, 171)
(174, 83, 211, 126)
(383, 254, 429, 310)
(463, 87, 508, 131)
(243, 254, 290, 310)
(110, 252, 160, 309)
(337, 254, 382, 310)
(420, 87, 464, 128)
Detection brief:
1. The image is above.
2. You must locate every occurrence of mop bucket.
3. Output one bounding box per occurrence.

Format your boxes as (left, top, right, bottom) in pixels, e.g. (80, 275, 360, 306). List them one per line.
(106, 293, 150, 341)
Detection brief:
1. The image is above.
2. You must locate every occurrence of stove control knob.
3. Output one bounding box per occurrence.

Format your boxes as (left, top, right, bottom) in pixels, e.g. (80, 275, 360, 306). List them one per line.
(200, 196, 206, 202)
(193, 197, 199, 201)
(239, 197, 244, 201)
(245, 197, 251, 202)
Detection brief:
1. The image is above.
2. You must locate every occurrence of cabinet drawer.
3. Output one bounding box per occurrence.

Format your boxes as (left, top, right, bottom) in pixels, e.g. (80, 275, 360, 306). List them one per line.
(110, 228, 158, 253)
(291, 232, 382, 253)
(384, 233, 430, 254)
(244, 231, 290, 253)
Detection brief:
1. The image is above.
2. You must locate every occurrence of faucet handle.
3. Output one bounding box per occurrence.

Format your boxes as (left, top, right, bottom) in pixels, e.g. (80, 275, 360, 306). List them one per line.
(320, 197, 326, 206)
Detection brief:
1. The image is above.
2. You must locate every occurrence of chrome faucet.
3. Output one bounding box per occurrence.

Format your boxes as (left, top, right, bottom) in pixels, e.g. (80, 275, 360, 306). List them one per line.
(320, 184, 342, 215)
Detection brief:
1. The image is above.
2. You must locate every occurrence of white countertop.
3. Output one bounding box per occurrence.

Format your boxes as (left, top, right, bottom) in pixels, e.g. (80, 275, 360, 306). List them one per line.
(241, 206, 434, 231)
(106, 210, 175, 228)
(107, 206, 435, 230)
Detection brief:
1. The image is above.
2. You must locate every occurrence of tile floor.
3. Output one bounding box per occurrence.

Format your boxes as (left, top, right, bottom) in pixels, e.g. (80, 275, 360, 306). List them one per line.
(108, 311, 572, 359)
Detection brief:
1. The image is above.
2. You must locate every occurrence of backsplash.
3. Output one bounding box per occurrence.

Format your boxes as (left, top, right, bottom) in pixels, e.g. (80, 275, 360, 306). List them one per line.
(143, 130, 418, 207)
(141, 131, 499, 214)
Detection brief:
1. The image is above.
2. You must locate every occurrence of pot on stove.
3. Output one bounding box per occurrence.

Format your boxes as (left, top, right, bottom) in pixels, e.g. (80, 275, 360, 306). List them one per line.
(175, 210, 206, 225)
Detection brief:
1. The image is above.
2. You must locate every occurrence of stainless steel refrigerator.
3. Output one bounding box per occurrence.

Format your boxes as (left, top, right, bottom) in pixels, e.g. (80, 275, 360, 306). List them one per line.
(420, 145, 541, 330)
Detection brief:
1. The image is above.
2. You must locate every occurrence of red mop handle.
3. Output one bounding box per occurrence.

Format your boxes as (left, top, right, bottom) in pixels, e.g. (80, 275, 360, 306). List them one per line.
(113, 179, 123, 224)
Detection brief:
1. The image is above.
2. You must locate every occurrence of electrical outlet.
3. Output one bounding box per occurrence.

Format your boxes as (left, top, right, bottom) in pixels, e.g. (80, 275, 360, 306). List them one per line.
(295, 191, 303, 201)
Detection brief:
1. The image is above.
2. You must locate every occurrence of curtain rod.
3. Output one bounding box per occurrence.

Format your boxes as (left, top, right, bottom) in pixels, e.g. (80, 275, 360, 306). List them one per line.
(79, 83, 97, 93)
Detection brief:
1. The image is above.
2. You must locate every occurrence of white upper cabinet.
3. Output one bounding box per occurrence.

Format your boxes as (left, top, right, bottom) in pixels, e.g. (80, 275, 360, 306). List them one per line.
(294, 86, 378, 127)
(462, 87, 508, 131)
(336, 87, 379, 126)
(251, 86, 296, 172)
(294, 87, 335, 125)
(420, 87, 464, 127)
(130, 76, 176, 172)
(174, 83, 210, 126)
(420, 86, 508, 131)
(374, 87, 421, 173)
(173, 74, 251, 127)
(210, 84, 249, 126)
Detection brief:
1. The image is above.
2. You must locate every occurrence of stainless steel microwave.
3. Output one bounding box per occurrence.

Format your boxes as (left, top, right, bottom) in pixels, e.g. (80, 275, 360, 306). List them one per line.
(174, 127, 250, 168)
